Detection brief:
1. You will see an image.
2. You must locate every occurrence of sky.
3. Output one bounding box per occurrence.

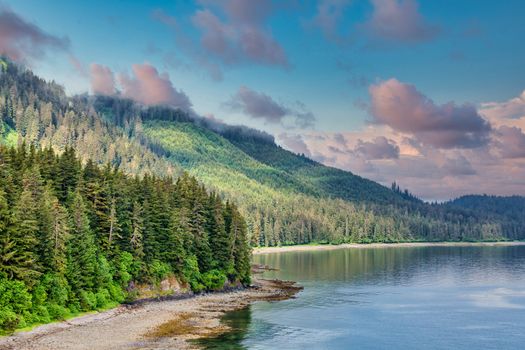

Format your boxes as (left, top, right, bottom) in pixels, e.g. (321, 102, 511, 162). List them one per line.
(1, 0, 525, 201)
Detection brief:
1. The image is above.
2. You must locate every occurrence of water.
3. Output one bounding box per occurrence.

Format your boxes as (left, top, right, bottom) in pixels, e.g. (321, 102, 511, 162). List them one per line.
(197, 245, 525, 349)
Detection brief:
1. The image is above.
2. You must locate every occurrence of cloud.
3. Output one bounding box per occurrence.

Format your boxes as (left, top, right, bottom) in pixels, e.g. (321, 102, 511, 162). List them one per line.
(355, 136, 400, 159)
(151, 8, 178, 28)
(0, 5, 70, 62)
(278, 133, 311, 157)
(90, 63, 116, 95)
(442, 155, 476, 176)
(118, 63, 192, 110)
(369, 79, 491, 148)
(227, 86, 287, 123)
(311, 0, 352, 40)
(481, 90, 525, 121)
(495, 126, 525, 159)
(363, 0, 439, 44)
(226, 86, 316, 128)
(191, 2, 288, 67)
(68, 54, 88, 77)
(152, 1, 288, 80)
(273, 87, 525, 201)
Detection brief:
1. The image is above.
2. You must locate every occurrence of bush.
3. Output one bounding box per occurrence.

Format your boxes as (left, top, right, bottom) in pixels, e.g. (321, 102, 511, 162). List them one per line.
(33, 305, 51, 324)
(40, 274, 69, 306)
(0, 309, 18, 334)
(0, 278, 32, 334)
(46, 303, 68, 320)
(79, 290, 97, 311)
(201, 270, 227, 291)
(95, 288, 111, 308)
(182, 255, 204, 292)
(114, 252, 134, 287)
(150, 260, 172, 283)
(108, 282, 125, 303)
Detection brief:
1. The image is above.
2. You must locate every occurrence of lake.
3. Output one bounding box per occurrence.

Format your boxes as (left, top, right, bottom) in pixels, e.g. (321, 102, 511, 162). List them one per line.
(197, 245, 525, 349)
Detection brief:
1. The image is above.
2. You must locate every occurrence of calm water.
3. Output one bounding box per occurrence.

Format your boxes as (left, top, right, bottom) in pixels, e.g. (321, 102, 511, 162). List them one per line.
(197, 246, 525, 349)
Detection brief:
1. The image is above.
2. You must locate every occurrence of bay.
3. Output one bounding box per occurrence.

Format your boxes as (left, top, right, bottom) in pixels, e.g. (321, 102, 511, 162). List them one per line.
(197, 245, 525, 349)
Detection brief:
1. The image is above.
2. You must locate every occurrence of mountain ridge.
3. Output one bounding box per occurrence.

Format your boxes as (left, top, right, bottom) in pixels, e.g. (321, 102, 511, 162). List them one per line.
(1, 58, 524, 244)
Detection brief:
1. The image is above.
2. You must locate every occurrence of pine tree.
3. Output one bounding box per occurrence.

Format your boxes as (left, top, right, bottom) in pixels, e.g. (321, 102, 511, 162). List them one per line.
(229, 204, 251, 285)
(0, 189, 36, 281)
(130, 201, 144, 261)
(66, 189, 97, 293)
(10, 171, 42, 285)
(38, 186, 69, 275)
(208, 196, 233, 272)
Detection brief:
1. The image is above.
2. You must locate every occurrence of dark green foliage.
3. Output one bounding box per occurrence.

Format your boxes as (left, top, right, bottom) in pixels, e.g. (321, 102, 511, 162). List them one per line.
(0, 277, 32, 334)
(0, 144, 251, 333)
(2, 57, 525, 249)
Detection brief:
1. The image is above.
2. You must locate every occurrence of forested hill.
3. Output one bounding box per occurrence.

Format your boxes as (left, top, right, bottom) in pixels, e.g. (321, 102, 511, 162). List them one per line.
(0, 144, 251, 333)
(446, 195, 525, 224)
(1, 58, 525, 246)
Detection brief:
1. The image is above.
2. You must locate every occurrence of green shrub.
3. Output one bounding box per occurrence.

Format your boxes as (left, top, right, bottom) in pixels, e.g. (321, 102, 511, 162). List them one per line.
(108, 282, 125, 303)
(0, 309, 18, 334)
(201, 270, 227, 291)
(41, 274, 69, 306)
(33, 305, 51, 323)
(46, 303, 68, 320)
(95, 288, 111, 308)
(0, 278, 32, 333)
(79, 290, 97, 311)
(182, 255, 205, 292)
(150, 260, 172, 283)
(114, 252, 134, 287)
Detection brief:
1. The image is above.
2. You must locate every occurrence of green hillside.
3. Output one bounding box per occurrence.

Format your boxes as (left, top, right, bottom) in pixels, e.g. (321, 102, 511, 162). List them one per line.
(1, 58, 524, 245)
(227, 135, 411, 204)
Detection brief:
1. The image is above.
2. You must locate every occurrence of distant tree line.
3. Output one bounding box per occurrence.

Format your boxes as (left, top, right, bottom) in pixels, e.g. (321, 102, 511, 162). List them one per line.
(1, 57, 524, 253)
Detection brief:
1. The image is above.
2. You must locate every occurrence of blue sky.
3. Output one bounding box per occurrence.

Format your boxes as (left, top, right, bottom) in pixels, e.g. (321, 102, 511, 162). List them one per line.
(2, 0, 525, 200)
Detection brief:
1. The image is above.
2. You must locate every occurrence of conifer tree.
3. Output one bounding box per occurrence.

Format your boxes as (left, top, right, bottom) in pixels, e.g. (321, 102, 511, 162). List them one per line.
(66, 189, 97, 293)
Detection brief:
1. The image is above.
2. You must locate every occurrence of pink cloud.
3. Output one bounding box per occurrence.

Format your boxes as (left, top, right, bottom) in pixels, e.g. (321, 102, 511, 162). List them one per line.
(190, 1, 289, 67)
(226, 86, 316, 128)
(278, 133, 312, 157)
(0, 5, 69, 62)
(227, 86, 287, 123)
(355, 136, 400, 159)
(481, 90, 525, 121)
(90, 63, 116, 95)
(272, 87, 525, 200)
(369, 79, 491, 148)
(118, 63, 192, 110)
(496, 126, 525, 159)
(363, 0, 439, 44)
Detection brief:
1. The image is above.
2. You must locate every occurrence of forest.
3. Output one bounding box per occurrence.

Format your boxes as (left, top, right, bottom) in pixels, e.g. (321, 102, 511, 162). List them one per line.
(1, 57, 525, 251)
(0, 144, 251, 334)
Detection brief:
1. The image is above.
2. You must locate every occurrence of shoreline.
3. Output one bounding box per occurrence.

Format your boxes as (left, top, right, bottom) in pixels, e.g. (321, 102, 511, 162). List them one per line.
(252, 241, 525, 255)
(0, 276, 302, 350)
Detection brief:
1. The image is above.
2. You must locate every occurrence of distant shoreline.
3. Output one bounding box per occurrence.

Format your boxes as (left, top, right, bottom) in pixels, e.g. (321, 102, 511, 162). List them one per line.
(252, 241, 525, 255)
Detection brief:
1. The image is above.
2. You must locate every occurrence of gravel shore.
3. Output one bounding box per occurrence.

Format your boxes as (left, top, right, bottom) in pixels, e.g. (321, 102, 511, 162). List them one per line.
(252, 241, 525, 255)
(0, 277, 302, 350)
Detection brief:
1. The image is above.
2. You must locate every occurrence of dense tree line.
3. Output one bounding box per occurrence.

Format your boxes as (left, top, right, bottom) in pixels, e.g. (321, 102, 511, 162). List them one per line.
(1, 57, 524, 252)
(0, 144, 251, 334)
(143, 121, 525, 246)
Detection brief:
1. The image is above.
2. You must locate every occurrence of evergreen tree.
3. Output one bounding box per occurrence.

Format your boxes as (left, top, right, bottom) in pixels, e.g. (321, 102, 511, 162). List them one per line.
(66, 189, 97, 293)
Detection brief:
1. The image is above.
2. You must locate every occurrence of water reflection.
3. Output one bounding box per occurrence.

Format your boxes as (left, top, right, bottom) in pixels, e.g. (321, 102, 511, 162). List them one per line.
(193, 307, 252, 349)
